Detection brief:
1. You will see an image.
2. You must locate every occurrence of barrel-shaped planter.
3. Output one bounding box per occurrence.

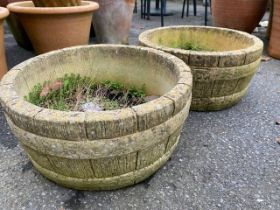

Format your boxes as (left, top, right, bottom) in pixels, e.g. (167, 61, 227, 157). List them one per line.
(139, 26, 263, 111)
(0, 45, 192, 190)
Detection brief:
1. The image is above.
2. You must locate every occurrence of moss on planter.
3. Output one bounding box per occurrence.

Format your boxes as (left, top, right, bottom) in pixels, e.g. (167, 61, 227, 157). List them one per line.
(0, 45, 192, 190)
(139, 26, 263, 111)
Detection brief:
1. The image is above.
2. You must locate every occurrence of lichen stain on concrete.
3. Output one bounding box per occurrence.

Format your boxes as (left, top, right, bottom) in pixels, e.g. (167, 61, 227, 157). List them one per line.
(21, 161, 33, 173)
(63, 191, 85, 210)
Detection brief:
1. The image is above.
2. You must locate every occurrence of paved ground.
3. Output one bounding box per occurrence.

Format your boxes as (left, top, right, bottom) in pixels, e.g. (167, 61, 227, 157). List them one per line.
(1, 1, 280, 210)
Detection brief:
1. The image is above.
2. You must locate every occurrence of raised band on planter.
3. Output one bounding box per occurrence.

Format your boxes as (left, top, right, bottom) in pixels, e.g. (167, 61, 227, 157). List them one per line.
(0, 45, 192, 190)
(139, 26, 263, 111)
(7, 1, 99, 54)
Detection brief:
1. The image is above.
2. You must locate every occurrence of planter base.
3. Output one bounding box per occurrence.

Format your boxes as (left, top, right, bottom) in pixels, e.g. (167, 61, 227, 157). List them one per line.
(191, 86, 249, 111)
(29, 137, 179, 190)
(7, 100, 190, 190)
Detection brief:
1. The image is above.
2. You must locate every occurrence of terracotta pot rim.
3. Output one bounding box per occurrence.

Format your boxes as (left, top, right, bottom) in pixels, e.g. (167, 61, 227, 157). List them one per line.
(0, 7, 9, 19)
(0, 44, 192, 123)
(7, 1, 99, 14)
(139, 25, 263, 57)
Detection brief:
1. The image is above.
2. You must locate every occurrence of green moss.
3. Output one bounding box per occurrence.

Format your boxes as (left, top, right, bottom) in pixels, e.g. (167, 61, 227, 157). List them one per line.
(171, 41, 212, 51)
(25, 74, 147, 111)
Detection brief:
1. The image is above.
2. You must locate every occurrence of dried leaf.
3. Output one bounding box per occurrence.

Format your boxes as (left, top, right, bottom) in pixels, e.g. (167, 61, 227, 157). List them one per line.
(261, 56, 271, 62)
(277, 137, 280, 144)
(74, 87, 83, 111)
(40, 85, 50, 97)
(49, 80, 63, 91)
(40, 80, 63, 97)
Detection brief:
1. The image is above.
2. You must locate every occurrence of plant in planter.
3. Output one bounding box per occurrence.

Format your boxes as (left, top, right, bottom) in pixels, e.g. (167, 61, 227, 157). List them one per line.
(0, 0, 32, 50)
(25, 74, 147, 111)
(90, 0, 135, 44)
(7, 1, 99, 54)
(0, 45, 192, 190)
(212, 0, 268, 33)
(139, 26, 263, 111)
(0, 7, 9, 80)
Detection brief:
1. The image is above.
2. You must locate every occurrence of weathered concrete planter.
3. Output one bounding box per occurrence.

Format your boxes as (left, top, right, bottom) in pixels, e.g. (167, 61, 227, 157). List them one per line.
(0, 45, 192, 190)
(139, 26, 263, 111)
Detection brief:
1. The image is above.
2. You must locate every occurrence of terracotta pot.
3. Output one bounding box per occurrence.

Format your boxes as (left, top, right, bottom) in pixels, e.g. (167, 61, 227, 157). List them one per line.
(91, 0, 135, 44)
(212, 0, 268, 33)
(32, 0, 81, 7)
(268, 0, 280, 59)
(0, 7, 9, 80)
(7, 1, 99, 54)
(0, 0, 32, 50)
(0, 45, 192, 190)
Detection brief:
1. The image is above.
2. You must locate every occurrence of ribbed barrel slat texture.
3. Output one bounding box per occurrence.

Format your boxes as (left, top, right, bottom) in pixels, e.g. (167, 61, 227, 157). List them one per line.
(139, 26, 263, 111)
(0, 45, 192, 190)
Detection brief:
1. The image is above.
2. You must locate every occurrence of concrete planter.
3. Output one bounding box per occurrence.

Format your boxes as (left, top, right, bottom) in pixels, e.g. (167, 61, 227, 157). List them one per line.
(7, 1, 99, 54)
(0, 7, 9, 80)
(139, 26, 263, 111)
(0, 45, 192, 190)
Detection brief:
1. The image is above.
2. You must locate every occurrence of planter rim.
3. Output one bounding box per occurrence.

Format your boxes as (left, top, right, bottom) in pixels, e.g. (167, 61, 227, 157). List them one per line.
(7, 1, 99, 14)
(139, 25, 263, 58)
(0, 7, 9, 19)
(0, 44, 192, 126)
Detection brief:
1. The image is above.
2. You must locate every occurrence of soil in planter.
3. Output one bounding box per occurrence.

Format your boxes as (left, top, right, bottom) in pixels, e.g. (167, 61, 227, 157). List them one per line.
(25, 74, 152, 112)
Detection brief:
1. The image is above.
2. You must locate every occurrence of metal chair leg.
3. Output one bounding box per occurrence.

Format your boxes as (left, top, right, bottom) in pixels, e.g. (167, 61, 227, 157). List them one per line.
(204, 0, 208, 25)
(193, 0, 197, 16)
(182, 0, 186, 18)
(186, 0, 189, 16)
(161, 0, 164, 26)
(156, 0, 160, 9)
(134, 0, 137, 13)
(141, 0, 143, 18)
(147, 0, 150, 20)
